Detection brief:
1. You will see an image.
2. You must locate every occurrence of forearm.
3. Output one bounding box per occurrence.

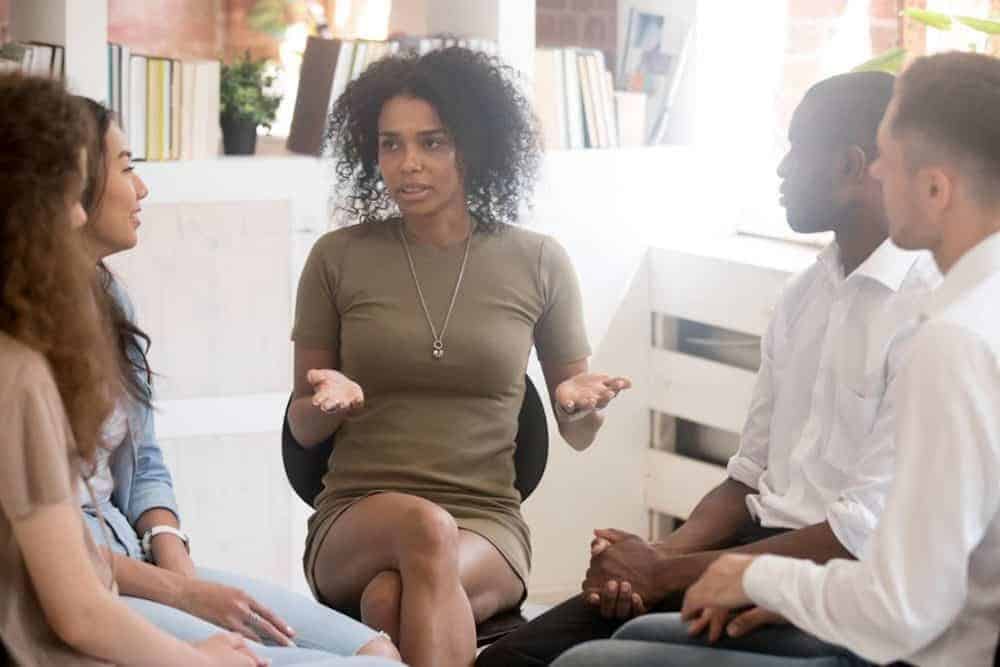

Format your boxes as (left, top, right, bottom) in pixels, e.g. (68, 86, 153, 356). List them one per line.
(653, 521, 853, 597)
(16, 505, 207, 667)
(659, 478, 757, 553)
(288, 395, 347, 447)
(558, 410, 604, 451)
(135, 508, 194, 576)
(111, 552, 188, 608)
(63, 587, 208, 667)
(724, 520, 853, 563)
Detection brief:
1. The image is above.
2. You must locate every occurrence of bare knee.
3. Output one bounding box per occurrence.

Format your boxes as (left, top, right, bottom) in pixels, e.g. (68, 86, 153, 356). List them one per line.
(357, 634, 402, 661)
(398, 501, 460, 556)
(360, 570, 402, 638)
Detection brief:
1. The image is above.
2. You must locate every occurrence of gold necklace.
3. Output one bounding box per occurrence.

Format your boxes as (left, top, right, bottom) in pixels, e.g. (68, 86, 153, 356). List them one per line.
(398, 221, 474, 360)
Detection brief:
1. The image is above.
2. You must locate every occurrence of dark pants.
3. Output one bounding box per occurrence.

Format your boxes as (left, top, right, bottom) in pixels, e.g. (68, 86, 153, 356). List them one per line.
(476, 524, 789, 667)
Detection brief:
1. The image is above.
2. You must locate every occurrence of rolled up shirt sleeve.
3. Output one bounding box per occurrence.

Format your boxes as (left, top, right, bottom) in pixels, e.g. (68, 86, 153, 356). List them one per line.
(727, 317, 778, 491)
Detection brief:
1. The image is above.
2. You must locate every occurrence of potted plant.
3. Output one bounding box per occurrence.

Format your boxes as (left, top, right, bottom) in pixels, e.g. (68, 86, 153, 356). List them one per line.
(220, 51, 283, 155)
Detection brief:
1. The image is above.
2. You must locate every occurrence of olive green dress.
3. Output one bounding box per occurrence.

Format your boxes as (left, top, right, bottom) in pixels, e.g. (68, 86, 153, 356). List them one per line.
(292, 220, 590, 594)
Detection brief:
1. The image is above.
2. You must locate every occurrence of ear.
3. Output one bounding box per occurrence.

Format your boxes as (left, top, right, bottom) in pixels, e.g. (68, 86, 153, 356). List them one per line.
(919, 167, 952, 214)
(842, 146, 868, 183)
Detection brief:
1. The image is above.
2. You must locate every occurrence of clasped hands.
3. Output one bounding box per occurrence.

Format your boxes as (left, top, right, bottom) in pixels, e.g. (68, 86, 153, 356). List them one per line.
(582, 531, 787, 641)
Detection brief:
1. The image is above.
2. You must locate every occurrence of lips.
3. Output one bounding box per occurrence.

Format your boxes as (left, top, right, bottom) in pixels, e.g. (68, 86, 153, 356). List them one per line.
(396, 184, 432, 202)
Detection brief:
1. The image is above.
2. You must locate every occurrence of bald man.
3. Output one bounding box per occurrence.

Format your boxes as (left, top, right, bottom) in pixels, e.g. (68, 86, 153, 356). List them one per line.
(479, 71, 940, 667)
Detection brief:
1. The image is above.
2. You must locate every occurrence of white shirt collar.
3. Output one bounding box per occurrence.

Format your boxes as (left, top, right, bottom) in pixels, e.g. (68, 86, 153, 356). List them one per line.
(925, 230, 1000, 318)
(818, 239, 919, 292)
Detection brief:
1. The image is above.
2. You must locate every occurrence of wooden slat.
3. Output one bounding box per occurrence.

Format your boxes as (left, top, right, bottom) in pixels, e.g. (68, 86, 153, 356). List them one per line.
(645, 449, 727, 520)
(649, 348, 757, 434)
(648, 247, 795, 337)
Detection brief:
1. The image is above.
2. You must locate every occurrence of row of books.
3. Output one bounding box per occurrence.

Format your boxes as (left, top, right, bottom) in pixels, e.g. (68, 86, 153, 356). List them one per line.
(107, 44, 220, 162)
(0, 41, 65, 77)
(534, 48, 625, 150)
(287, 35, 498, 156)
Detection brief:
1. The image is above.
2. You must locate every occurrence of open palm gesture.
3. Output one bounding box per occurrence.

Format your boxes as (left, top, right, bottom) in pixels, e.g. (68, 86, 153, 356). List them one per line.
(307, 369, 364, 414)
(555, 372, 631, 415)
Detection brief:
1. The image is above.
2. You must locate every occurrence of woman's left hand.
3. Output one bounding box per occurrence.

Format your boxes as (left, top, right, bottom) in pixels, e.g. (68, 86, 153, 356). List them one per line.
(554, 373, 631, 415)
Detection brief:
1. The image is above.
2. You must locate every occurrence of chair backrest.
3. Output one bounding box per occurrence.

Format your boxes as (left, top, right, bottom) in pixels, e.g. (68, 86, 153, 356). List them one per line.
(282, 375, 549, 508)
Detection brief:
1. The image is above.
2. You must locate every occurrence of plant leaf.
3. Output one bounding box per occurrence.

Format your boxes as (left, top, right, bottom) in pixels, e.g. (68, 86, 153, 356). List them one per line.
(902, 8, 953, 30)
(955, 15, 1000, 35)
(852, 47, 907, 74)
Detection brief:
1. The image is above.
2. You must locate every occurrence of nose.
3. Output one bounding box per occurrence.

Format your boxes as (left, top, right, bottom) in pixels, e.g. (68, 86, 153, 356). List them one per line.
(401, 145, 422, 173)
(776, 152, 790, 180)
(133, 172, 150, 201)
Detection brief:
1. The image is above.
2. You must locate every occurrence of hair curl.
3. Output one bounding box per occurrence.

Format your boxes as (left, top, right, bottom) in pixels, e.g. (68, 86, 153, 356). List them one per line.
(77, 97, 154, 407)
(0, 74, 117, 467)
(325, 46, 541, 230)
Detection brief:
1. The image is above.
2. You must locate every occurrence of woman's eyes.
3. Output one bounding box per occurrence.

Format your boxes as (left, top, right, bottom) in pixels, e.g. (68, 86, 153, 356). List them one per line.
(379, 138, 447, 151)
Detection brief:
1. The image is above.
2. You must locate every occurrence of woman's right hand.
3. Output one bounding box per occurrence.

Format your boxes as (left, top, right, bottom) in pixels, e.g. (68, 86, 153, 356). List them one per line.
(180, 579, 295, 646)
(193, 633, 268, 666)
(307, 368, 364, 414)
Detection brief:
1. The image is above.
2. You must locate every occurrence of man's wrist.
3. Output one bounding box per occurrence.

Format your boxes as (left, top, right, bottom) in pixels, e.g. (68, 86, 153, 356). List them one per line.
(652, 551, 712, 598)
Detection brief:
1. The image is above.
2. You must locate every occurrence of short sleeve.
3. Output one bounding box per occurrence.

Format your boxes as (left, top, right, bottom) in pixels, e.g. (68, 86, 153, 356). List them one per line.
(292, 234, 342, 350)
(0, 359, 75, 521)
(534, 237, 591, 364)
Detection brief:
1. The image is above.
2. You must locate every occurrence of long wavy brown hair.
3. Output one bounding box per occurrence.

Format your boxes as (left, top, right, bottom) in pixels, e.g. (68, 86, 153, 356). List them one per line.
(0, 74, 118, 468)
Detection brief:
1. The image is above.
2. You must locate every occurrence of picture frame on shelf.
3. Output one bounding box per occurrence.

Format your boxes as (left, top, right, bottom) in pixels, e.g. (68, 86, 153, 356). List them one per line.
(618, 3, 692, 145)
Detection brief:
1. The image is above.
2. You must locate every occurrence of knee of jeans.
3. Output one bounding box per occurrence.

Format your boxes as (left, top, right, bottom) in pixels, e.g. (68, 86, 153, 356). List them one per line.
(356, 633, 401, 661)
(552, 640, 630, 667)
(613, 613, 688, 642)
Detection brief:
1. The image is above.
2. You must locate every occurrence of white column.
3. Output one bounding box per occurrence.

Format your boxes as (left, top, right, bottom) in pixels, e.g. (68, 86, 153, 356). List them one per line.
(423, 0, 534, 78)
(10, 0, 109, 102)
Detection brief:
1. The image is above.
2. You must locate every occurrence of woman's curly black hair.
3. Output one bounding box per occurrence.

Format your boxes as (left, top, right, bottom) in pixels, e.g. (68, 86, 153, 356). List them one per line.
(325, 46, 541, 231)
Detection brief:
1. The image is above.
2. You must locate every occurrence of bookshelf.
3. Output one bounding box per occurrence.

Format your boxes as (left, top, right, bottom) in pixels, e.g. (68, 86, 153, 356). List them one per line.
(9, 0, 106, 101)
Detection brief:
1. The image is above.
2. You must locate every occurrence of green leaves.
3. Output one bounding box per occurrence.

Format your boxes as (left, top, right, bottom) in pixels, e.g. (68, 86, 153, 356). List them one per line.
(902, 8, 1000, 36)
(955, 15, 1000, 35)
(902, 8, 953, 31)
(852, 47, 907, 74)
(220, 51, 283, 130)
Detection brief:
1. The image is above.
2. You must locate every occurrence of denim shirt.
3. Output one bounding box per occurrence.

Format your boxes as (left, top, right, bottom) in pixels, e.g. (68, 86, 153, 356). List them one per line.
(83, 278, 179, 559)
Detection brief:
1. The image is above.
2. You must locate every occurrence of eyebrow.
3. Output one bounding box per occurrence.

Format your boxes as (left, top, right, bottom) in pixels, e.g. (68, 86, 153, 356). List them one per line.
(378, 129, 447, 137)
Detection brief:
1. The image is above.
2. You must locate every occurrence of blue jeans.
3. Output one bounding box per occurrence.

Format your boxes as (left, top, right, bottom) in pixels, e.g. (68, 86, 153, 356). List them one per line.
(124, 567, 390, 666)
(552, 612, 872, 667)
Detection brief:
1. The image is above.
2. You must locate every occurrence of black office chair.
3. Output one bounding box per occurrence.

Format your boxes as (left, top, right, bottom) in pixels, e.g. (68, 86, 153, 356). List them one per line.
(281, 375, 549, 646)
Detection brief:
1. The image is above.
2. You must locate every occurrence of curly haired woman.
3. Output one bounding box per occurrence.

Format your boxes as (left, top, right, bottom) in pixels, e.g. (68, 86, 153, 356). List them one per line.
(0, 73, 265, 666)
(288, 47, 632, 666)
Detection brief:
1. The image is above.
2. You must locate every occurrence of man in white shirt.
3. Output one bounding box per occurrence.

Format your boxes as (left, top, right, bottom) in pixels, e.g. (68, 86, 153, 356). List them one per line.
(479, 71, 939, 667)
(565, 51, 1000, 667)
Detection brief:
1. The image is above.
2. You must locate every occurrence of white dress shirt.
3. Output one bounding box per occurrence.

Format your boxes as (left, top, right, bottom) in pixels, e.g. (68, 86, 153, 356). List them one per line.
(728, 239, 940, 557)
(744, 231, 1000, 666)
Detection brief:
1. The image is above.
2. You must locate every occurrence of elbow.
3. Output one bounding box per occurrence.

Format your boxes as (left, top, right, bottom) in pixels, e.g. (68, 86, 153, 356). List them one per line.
(49, 605, 102, 652)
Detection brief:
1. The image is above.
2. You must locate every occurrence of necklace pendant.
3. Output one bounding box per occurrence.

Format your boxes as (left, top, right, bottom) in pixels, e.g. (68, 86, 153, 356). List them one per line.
(432, 341, 444, 360)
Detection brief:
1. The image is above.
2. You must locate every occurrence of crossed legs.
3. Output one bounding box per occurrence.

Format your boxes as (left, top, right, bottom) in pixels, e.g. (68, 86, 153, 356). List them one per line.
(311, 492, 525, 667)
